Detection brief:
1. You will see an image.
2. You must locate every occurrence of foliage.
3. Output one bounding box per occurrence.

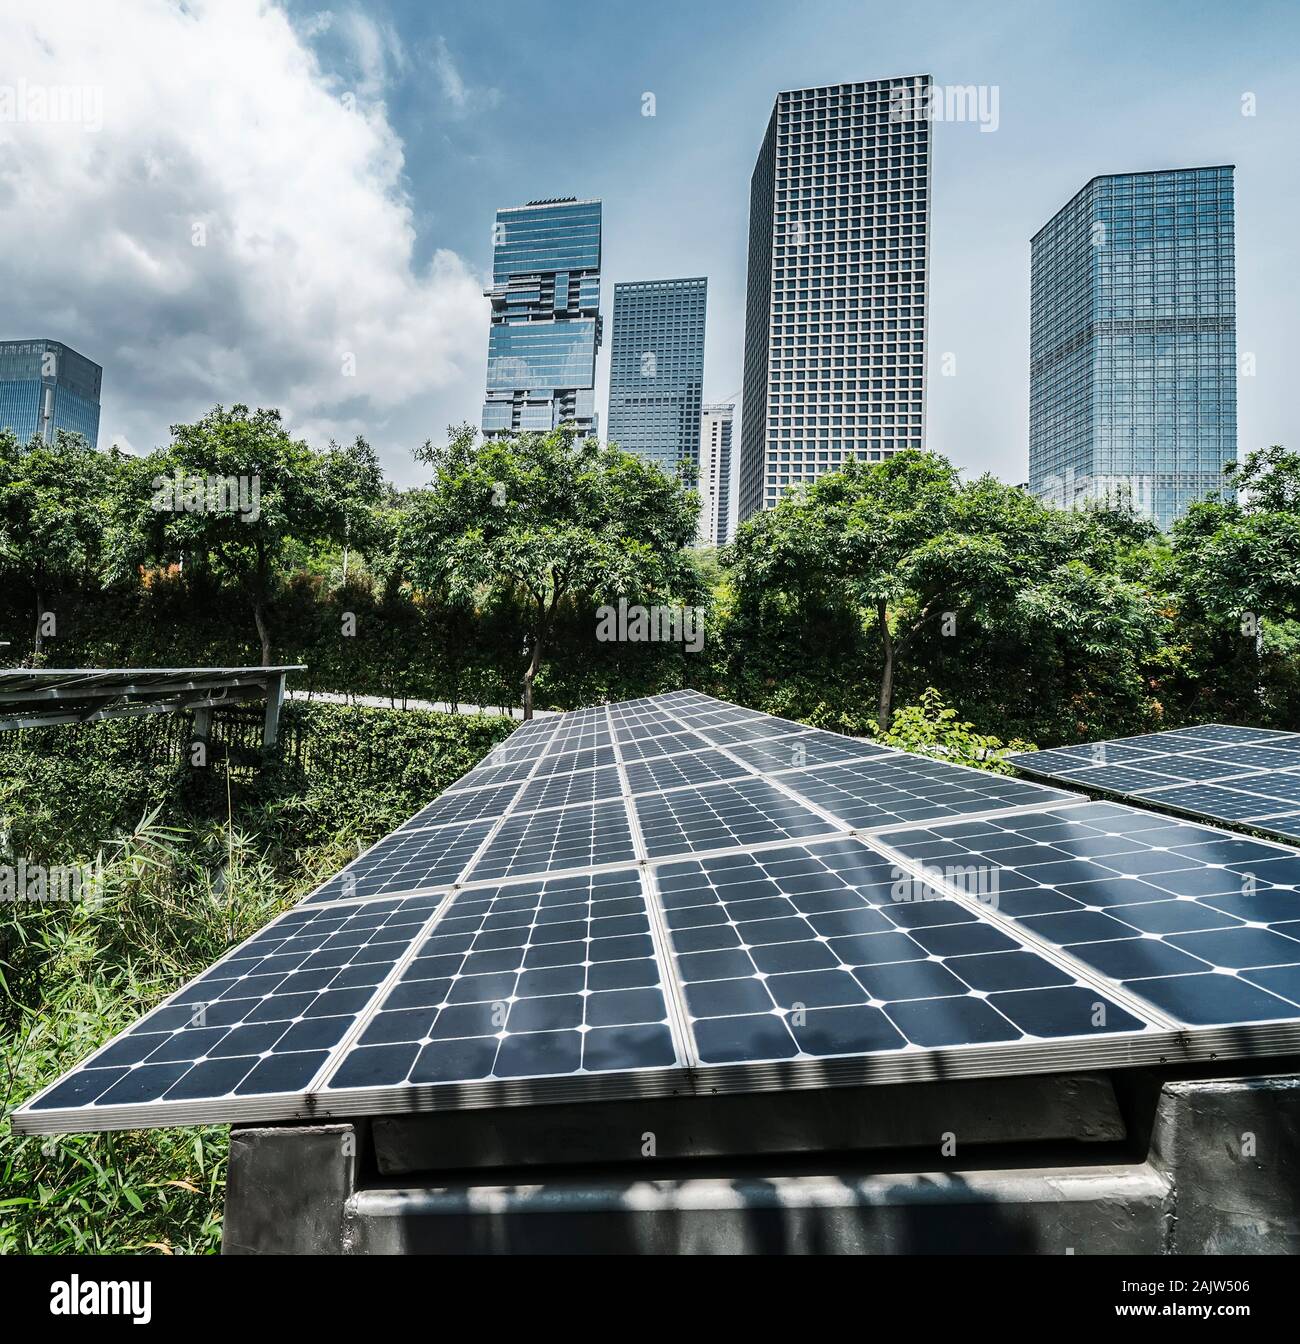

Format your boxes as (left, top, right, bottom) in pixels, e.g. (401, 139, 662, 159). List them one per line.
(868, 687, 1032, 771)
(0, 429, 118, 658)
(725, 451, 1169, 742)
(118, 406, 381, 664)
(0, 701, 514, 1253)
(398, 424, 703, 717)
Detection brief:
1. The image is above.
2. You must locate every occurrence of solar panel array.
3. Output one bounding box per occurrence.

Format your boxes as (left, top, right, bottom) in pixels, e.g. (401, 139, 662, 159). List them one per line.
(1007, 725, 1300, 844)
(16, 693, 1300, 1134)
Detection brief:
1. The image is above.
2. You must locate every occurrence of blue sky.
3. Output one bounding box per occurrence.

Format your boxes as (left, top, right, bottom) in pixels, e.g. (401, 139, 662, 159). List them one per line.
(3, 0, 1297, 486)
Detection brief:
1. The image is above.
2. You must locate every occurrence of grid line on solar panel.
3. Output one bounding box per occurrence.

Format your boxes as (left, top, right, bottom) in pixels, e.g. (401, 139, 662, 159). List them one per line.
(529, 745, 617, 777)
(772, 754, 1077, 832)
(513, 764, 625, 812)
(320, 867, 683, 1092)
(21, 892, 451, 1120)
(466, 799, 637, 882)
(604, 704, 722, 1066)
(398, 780, 529, 833)
(653, 835, 1155, 1065)
(725, 730, 894, 773)
(633, 775, 844, 857)
(624, 746, 754, 794)
(304, 818, 498, 905)
(617, 728, 712, 762)
(873, 800, 1300, 1028)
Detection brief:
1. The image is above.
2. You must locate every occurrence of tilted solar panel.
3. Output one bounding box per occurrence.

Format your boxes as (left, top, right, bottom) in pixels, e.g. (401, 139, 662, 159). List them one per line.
(1007, 725, 1300, 844)
(15, 696, 1300, 1134)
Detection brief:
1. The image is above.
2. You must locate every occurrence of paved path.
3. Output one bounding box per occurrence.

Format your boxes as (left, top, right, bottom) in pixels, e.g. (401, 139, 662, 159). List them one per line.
(287, 690, 557, 719)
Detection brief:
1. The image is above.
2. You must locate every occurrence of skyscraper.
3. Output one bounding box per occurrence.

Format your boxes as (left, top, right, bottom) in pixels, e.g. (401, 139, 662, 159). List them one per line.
(481, 198, 602, 438)
(607, 277, 707, 476)
(0, 339, 102, 448)
(738, 77, 931, 521)
(698, 403, 734, 546)
(1029, 166, 1237, 529)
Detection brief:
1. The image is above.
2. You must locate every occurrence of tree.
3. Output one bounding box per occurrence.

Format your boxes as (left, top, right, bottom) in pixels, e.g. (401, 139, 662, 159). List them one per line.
(1173, 445, 1300, 627)
(126, 405, 374, 665)
(398, 425, 701, 718)
(0, 430, 115, 660)
(1171, 445, 1300, 719)
(727, 450, 1165, 735)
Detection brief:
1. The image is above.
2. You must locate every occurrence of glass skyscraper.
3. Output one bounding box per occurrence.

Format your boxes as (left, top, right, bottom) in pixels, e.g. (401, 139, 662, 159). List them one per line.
(607, 277, 707, 477)
(0, 339, 102, 447)
(1029, 166, 1237, 529)
(738, 77, 931, 521)
(698, 403, 734, 546)
(482, 198, 602, 438)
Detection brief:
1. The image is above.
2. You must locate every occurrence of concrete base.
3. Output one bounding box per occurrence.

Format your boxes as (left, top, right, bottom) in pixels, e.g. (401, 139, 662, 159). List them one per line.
(1151, 1075, 1300, 1254)
(372, 1072, 1124, 1174)
(344, 1166, 1171, 1255)
(221, 1069, 1300, 1255)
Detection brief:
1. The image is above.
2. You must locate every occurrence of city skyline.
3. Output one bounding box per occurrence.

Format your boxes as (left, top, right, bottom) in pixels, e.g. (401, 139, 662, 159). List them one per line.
(0, 1, 1295, 494)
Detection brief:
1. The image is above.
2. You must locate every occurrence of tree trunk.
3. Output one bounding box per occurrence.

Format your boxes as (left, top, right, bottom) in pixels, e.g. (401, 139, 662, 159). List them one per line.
(876, 598, 895, 731)
(32, 580, 43, 660)
(521, 631, 544, 721)
(252, 598, 272, 667)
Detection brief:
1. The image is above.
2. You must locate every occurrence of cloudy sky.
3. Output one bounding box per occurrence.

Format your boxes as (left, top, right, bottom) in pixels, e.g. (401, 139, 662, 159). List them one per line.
(1, 0, 1297, 486)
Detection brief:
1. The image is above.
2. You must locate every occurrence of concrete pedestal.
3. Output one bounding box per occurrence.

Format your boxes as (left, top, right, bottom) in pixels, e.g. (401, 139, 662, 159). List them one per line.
(221, 1068, 1300, 1255)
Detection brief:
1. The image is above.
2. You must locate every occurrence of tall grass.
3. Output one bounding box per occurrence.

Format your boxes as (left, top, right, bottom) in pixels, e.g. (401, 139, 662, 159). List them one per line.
(0, 811, 302, 1252)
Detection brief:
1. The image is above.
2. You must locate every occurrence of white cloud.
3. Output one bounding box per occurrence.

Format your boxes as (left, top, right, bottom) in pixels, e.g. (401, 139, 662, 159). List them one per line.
(431, 35, 499, 118)
(0, 0, 486, 474)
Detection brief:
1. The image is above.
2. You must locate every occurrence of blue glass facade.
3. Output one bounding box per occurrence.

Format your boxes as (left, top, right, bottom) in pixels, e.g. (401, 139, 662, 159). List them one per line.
(1029, 166, 1237, 529)
(607, 277, 707, 476)
(0, 339, 102, 447)
(482, 198, 602, 437)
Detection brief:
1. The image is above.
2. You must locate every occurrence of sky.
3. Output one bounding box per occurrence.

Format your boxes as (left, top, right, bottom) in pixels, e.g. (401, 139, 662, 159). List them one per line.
(1, 0, 1297, 488)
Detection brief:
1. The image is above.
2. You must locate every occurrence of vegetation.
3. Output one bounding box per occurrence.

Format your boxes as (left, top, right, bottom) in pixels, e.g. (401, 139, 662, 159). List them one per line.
(3, 415, 1297, 742)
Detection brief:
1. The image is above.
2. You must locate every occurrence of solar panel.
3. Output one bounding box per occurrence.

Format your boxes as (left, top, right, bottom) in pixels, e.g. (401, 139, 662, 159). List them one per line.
(467, 799, 637, 881)
(22, 894, 446, 1121)
(781, 753, 1076, 831)
(326, 869, 680, 1092)
(1008, 725, 1300, 843)
(873, 800, 1300, 1027)
(305, 820, 495, 904)
(17, 694, 1300, 1134)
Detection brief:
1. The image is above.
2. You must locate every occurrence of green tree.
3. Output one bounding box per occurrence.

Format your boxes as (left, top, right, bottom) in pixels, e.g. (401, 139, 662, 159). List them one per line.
(398, 425, 701, 718)
(1173, 445, 1300, 627)
(125, 406, 376, 665)
(1171, 445, 1300, 720)
(728, 450, 1164, 734)
(0, 430, 116, 660)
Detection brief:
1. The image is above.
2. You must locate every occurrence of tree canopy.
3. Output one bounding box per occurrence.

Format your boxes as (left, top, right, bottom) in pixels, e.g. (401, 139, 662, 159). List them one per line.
(398, 424, 702, 717)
